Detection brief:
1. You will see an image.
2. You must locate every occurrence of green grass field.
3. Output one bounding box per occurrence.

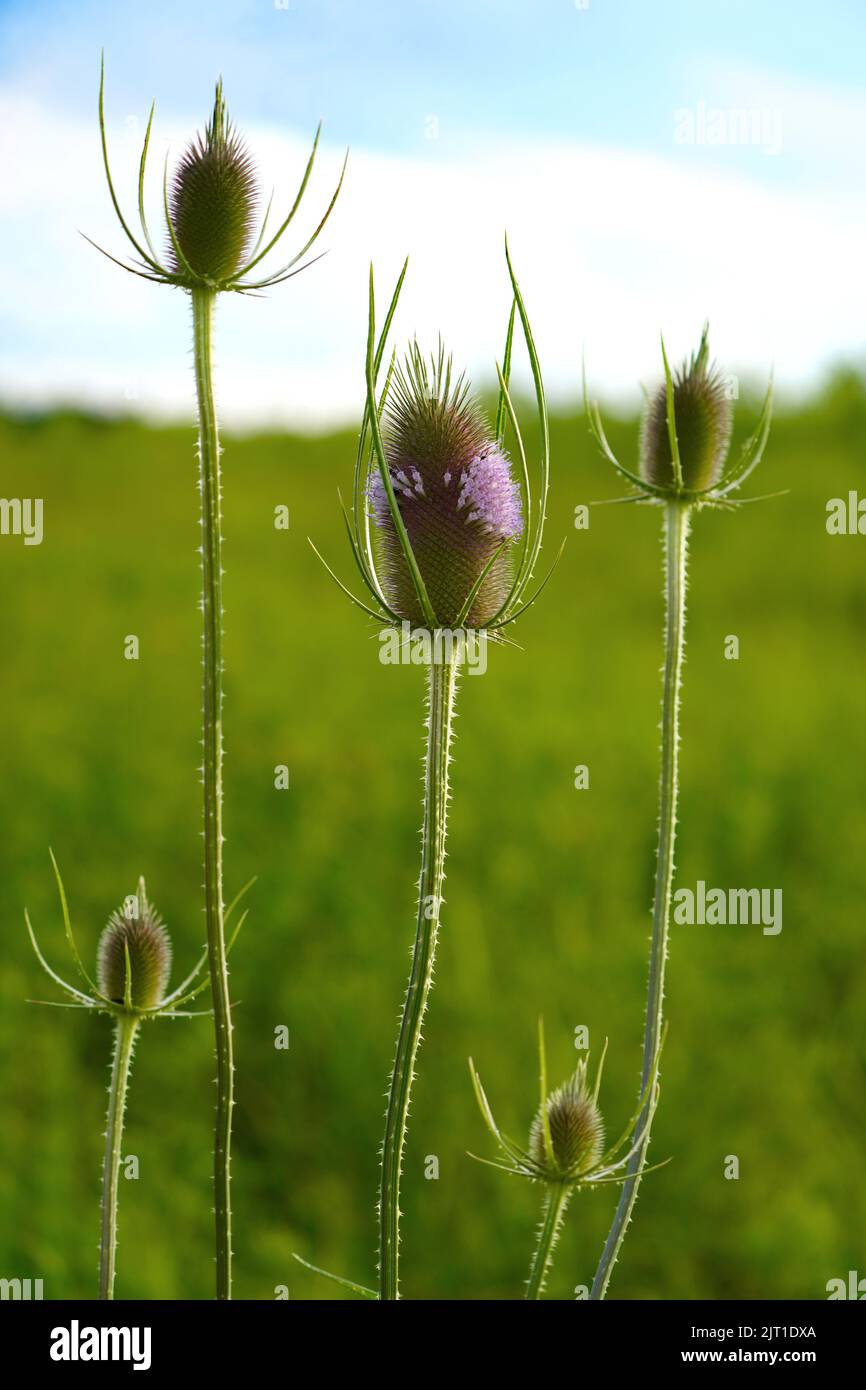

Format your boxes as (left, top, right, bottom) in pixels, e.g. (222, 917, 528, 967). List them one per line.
(1, 374, 864, 1299)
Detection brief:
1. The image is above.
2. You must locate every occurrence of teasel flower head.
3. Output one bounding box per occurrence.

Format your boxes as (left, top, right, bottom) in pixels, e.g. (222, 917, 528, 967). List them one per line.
(640, 328, 732, 492)
(367, 345, 523, 627)
(311, 242, 563, 637)
(167, 81, 258, 284)
(87, 53, 347, 295)
(529, 1058, 605, 1179)
(585, 323, 774, 509)
(468, 1019, 668, 1191)
(97, 880, 172, 1010)
(24, 851, 253, 1021)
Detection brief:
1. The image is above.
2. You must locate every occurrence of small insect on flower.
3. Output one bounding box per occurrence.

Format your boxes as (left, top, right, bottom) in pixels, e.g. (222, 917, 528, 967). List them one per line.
(87, 55, 346, 295)
(585, 323, 774, 509)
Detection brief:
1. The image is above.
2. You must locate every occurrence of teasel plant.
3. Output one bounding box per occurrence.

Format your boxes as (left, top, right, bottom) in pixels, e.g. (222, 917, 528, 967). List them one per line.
(468, 1020, 666, 1299)
(24, 852, 250, 1299)
(88, 56, 345, 1298)
(583, 326, 774, 1298)
(294, 241, 561, 1300)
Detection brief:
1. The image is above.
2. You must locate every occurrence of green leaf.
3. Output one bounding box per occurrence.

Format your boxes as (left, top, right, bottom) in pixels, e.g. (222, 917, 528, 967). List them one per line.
(292, 1254, 377, 1300)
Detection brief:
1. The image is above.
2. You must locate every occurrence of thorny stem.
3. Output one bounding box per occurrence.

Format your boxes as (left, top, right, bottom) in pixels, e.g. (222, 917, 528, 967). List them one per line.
(99, 1015, 139, 1300)
(526, 1185, 571, 1300)
(192, 287, 234, 1300)
(591, 499, 691, 1299)
(378, 652, 458, 1300)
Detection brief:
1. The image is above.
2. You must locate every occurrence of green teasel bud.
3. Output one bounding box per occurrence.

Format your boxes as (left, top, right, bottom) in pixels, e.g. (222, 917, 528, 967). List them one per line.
(530, 1058, 605, 1178)
(97, 879, 172, 1010)
(640, 325, 733, 493)
(168, 80, 259, 283)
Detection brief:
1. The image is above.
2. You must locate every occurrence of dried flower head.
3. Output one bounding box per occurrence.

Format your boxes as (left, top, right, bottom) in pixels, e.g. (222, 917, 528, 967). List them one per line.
(97, 880, 172, 1010)
(368, 345, 523, 627)
(585, 323, 773, 508)
(168, 81, 258, 283)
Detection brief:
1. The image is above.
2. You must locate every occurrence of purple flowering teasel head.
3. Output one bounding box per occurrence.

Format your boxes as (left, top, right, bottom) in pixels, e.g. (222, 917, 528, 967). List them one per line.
(368, 345, 523, 627)
(312, 244, 560, 637)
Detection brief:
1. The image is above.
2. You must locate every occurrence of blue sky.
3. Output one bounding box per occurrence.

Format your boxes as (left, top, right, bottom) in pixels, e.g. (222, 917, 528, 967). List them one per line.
(2, 0, 865, 425)
(2, 0, 863, 158)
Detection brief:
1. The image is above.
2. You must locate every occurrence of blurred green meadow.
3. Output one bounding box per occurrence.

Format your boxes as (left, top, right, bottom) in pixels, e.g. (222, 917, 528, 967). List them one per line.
(1, 373, 865, 1300)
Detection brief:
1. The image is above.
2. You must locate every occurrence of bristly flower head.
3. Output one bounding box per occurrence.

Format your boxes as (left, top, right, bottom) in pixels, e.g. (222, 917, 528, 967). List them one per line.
(97, 880, 172, 1010)
(311, 244, 562, 638)
(585, 323, 773, 509)
(25, 851, 253, 1022)
(529, 1059, 605, 1178)
(167, 81, 258, 284)
(368, 344, 523, 627)
(88, 54, 346, 295)
(640, 328, 732, 492)
(469, 1020, 667, 1191)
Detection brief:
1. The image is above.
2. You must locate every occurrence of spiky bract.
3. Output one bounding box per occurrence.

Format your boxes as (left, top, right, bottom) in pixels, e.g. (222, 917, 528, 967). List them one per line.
(97, 880, 172, 1010)
(369, 344, 523, 627)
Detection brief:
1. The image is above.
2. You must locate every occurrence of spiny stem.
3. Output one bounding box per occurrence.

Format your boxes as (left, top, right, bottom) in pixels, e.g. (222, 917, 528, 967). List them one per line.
(591, 498, 691, 1299)
(378, 652, 458, 1300)
(526, 1185, 570, 1299)
(192, 286, 234, 1300)
(99, 1015, 139, 1300)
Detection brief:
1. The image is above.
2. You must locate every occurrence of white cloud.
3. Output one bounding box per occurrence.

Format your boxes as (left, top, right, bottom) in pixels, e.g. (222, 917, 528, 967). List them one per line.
(1, 82, 864, 431)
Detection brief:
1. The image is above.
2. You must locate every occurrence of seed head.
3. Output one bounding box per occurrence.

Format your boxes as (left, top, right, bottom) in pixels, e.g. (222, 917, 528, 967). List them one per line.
(369, 344, 523, 627)
(530, 1061, 605, 1178)
(640, 327, 733, 492)
(168, 80, 258, 283)
(97, 879, 172, 1010)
